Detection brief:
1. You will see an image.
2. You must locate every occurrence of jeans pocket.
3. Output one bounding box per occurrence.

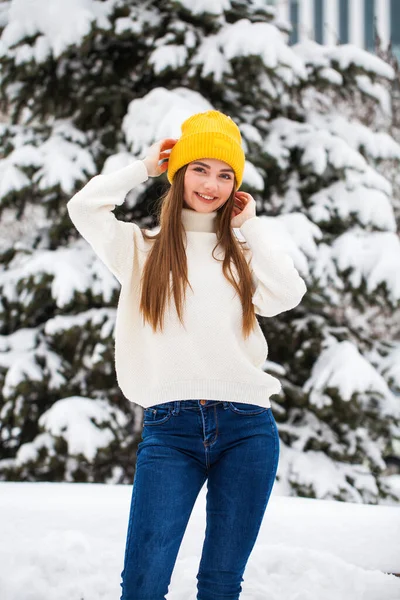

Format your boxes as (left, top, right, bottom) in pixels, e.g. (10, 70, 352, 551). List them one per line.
(228, 402, 269, 415)
(143, 403, 173, 425)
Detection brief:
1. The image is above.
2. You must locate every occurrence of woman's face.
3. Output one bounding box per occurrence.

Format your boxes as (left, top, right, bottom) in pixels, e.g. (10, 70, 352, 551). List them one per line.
(183, 158, 235, 212)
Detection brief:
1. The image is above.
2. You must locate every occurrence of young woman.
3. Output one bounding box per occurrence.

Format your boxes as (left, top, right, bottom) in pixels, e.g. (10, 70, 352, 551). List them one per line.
(67, 110, 307, 600)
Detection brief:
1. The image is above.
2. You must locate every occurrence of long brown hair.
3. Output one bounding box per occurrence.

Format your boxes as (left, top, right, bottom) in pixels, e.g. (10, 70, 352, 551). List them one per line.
(140, 164, 257, 339)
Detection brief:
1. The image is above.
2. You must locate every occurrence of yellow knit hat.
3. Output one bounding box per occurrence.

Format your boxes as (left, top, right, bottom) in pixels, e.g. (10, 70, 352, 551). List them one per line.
(167, 110, 245, 187)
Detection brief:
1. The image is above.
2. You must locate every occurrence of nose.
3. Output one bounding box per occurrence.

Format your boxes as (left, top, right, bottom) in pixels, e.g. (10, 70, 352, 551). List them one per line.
(203, 176, 218, 193)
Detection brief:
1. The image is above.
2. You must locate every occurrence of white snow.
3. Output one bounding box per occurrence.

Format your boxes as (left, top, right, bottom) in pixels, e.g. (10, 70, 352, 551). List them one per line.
(278, 440, 382, 502)
(0, 0, 117, 61)
(312, 227, 400, 306)
(0, 248, 122, 402)
(242, 160, 264, 191)
(0, 328, 40, 401)
(0, 162, 30, 198)
(309, 181, 397, 231)
(318, 66, 344, 85)
(277, 212, 321, 267)
(33, 138, 95, 195)
(0, 1, 10, 28)
(379, 344, 400, 392)
(174, 0, 232, 16)
(332, 229, 400, 304)
(355, 74, 392, 116)
(345, 164, 392, 196)
(239, 123, 263, 145)
(328, 44, 395, 80)
(304, 339, 399, 412)
(35, 396, 127, 461)
(0, 121, 95, 200)
(191, 19, 307, 84)
(149, 44, 188, 74)
(293, 39, 332, 68)
(264, 117, 367, 174)
(309, 114, 400, 162)
(122, 87, 213, 157)
(293, 40, 394, 80)
(190, 34, 232, 82)
(115, 5, 162, 36)
(0, 482, 399, 600)
(1, 242, 118, 308)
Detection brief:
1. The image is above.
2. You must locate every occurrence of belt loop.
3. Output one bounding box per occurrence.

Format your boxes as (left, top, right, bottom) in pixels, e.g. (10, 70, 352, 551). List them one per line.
(173, 400, 180, 414)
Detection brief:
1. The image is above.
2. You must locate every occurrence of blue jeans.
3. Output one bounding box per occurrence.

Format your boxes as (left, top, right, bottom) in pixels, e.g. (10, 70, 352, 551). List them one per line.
(119, 399, 280, 600)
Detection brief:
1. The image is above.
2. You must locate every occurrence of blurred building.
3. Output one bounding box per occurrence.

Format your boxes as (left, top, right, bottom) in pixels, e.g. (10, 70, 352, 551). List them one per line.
(270, 0, 400, 60)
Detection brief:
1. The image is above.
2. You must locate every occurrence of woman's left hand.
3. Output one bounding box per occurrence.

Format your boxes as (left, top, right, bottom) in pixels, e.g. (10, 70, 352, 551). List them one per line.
(230, 191, 256, 228)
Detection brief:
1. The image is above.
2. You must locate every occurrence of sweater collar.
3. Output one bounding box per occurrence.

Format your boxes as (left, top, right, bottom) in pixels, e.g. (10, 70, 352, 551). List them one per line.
(181, 207, 218, 233)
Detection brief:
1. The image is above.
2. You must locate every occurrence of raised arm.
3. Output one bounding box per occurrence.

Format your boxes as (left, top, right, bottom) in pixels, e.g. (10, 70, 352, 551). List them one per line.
(67, 160, 149, 285)
(67, 138, 177, 285)
(239, 216, 307, 317)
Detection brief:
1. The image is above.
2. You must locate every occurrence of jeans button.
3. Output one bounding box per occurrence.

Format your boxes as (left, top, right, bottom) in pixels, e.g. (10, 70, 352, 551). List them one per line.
(200, 400, 206, 405)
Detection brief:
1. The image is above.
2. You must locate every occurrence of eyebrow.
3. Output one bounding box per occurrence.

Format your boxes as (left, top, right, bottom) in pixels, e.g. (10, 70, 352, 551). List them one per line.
(191, 161, 234, 173)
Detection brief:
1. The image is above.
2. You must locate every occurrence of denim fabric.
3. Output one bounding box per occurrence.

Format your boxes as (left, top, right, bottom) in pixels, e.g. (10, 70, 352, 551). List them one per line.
(119, 399, 280, 600)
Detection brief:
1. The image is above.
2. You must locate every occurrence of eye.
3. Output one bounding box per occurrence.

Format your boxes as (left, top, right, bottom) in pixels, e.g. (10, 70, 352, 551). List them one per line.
(220, 173, 232, 180)
(193, 166, 205, 173)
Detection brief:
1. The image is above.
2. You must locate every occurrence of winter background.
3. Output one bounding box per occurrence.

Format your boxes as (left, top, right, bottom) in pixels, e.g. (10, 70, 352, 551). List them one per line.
(0, 0, 399, 598)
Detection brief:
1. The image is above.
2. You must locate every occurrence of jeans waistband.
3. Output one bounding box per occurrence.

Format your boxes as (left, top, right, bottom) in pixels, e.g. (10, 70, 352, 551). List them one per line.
(148, 400, 230, 411)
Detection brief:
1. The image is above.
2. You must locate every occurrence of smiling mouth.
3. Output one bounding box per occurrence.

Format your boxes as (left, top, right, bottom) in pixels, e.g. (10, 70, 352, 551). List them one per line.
(195, 192, 216, 201)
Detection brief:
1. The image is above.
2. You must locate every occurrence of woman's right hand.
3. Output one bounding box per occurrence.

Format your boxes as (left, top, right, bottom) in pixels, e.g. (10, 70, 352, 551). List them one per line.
(142, 138, 177, 177)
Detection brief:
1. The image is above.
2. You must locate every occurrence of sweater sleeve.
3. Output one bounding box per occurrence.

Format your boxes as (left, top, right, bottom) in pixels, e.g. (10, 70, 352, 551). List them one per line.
(239, 216, 307, 317)
(66, 160, 149, 285)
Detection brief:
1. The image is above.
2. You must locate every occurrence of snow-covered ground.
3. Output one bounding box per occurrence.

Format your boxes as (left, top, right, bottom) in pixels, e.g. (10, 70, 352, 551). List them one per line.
(0, 481, 399, 600)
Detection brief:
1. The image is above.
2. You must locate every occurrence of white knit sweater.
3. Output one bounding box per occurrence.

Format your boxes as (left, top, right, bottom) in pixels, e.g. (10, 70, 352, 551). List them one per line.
(67, 160, 307, 409)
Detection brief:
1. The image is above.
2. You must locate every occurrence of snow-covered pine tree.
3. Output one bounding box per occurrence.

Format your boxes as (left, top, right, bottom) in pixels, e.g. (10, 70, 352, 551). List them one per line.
(374, 33, 400, 230)
(0, 0, 399, 503)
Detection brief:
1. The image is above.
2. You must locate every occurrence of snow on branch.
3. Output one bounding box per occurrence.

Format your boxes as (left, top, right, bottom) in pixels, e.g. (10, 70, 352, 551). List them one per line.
(294, 40, 394, 81)
(0, 0, 118, 61)
(190, 19, 307, 84)
(122, 87, 213, 156)
(313, 228, 400, 306)
(0, 327, 41, 399)
(309, 181, 396, 231)
(149, 44, 188, 74)
(1, 243, 119, 312)
(378, 344, 400, 393)
(36, 396, 125, 461)
(0, 121, 96, 201)
(173, 0, 232, 16)
(263, 117, 366, 174)
(309, 115, 400, 162)
(304, 340, 398, 413)
(280, 441, 380, 502)
(328, 44, 394, 80)
(332, 229, 400, 304)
